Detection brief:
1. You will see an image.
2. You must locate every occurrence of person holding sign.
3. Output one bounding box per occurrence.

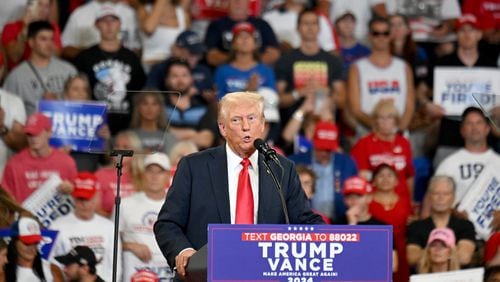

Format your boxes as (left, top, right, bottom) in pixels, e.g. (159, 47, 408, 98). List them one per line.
(154, 92, 324, 279)
(1, 113, 77, 203)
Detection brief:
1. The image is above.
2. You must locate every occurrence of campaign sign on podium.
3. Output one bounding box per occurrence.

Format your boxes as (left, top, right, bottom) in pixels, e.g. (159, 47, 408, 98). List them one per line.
(208, 224, 393, 282)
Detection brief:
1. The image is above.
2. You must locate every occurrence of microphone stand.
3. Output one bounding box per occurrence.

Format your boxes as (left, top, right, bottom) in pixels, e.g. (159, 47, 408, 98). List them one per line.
(110, 149, 134, 282)
(261, 155, 290, 224)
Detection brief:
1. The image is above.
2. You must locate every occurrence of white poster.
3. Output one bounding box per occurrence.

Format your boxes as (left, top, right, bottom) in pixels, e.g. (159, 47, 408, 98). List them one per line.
(433, 67, 500, 116)
(457, 166, 500, 240)
(22, 174, 74, 228)
(410, 267, 484, 282)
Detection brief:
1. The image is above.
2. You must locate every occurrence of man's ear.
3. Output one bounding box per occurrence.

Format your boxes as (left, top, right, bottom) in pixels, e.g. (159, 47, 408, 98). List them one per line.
(218, 121, 227, 138)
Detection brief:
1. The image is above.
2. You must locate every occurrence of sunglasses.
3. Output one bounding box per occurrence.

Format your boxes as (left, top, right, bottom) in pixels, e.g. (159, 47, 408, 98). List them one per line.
(370, 31, 390, 37)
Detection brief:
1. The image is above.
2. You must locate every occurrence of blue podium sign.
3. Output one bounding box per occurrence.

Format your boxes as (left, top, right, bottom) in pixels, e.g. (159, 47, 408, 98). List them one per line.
(208, 224, 392, 282)
(39, 100, 107, 152)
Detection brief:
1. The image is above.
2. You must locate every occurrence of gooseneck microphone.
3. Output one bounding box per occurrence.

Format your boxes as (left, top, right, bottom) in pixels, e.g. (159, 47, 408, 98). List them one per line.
(253, 138, 280, 165)
(253, 139, 290, 224)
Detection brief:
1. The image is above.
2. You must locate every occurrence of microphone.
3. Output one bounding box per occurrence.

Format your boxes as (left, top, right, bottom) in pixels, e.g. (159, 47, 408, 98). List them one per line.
(253, 138, 280, 165)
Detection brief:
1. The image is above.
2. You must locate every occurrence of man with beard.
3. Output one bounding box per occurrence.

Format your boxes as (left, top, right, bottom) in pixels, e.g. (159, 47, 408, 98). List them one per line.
(55, 246, 105, 282)
(163, 59, 218, 149)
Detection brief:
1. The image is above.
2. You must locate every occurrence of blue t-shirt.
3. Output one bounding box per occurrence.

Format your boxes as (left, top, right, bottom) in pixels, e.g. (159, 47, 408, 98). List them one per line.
(340, 43, 371, 79)
(214, 63, 276, 100)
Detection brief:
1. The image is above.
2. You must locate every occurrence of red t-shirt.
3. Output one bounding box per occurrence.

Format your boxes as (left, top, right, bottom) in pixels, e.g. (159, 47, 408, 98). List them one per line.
(351, 132, 415, 200)
(462, 0, 500, 30)
(370, 199, 411, 282)
(95, 167, 135, 215)
(1, 20, 62, 70)
(2, 148, 78, 203)
(485, 232, 500, 263)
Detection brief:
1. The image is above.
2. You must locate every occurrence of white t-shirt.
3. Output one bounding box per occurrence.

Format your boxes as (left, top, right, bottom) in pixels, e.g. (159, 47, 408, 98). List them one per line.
(329, 0, 385, 41)
(436, 148, 500, 205)
(16, 260, 53, 282)
(119, 192, 174, 281)
(0, 89, 26, 181)
(62, 1, 140, 50)
(356, 57, 408, 116)
(141, 5, 186, 63)
(262, 9, 338, 52)
(50, 213, 121, 282)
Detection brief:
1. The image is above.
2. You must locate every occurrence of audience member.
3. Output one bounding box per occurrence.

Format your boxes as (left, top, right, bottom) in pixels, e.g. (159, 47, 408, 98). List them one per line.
(275, 9, 344, 125)
(1, 0, 61, 70)
(74, 4, 146, 135)
(204, 0, 280, 66)
(55, 245, 105, 282)
(351, 100, 415, 207)
(61, 0, 140, 60)
(95, 130, 143, 216)
(329, 0, 387, 41)
(146, 31, 213, 99)
(281, 108, 321, 155)
(119, 153, 174, 281)
(296, 165, 331, 224)
(130, 91, 177, 154)
(335, 11, 370, 79)
(485, 232, 500, 266)
(462, 0, 500, 47)
(0, 238, 6, 280)
(348, 17, 415, 138)
(50, 172, 120, 281)
(2, 113, 77, 203)
(164, 59, 218, 149)
(130, 269, 160, 282)
(289, 120, 358, 222)
(130, 0, 189, 70)
(61, 73, 111, 172)
(421, 15, 498, 167)
(262, 0, 339, 53)
(485, 265, 500, 282)
(416, 227, 461, 274)
(5, 216, 64, 281)
(369, 163, 411, 282)
(214, 22, 277, 100)
(0, 88, 27, 180)
(434, 107, 500, 209)
(3, 20, 77, 116)
(407, 176, 476, 267)
(168, 140, 198, 179)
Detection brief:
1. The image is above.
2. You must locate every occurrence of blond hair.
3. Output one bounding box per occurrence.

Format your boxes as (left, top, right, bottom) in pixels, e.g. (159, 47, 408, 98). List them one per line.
(372, 99, 400, 121)
(417, 245, 461, 274)
(218, 92, 264, 122)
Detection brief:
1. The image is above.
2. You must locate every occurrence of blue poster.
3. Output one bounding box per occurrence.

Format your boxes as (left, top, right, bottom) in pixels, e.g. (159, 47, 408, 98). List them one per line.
(0, 228, 59, 259)
(39, 101, 107, 152)
(208, 224, 393, 282)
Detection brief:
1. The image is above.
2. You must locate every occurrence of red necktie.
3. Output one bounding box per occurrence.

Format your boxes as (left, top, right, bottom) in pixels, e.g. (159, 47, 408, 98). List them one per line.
(235, 158, 254, 224)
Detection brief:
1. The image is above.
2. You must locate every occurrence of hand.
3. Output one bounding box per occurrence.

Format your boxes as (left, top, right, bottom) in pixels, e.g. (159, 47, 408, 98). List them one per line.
(424, 102, 446, 119)
(43, 92, 58, 100)
(128, 242, 152, 262)
(346, 205, 361, 225)
(57, 180, 74, 194)
(490, 210, 500, 231)
(246, 73, 259, 92)
(175, 249, 196, 279)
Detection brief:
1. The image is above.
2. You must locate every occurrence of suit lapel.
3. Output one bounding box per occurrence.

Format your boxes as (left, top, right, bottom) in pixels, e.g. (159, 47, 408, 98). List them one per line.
(257, 154, 275, 223)
(207, 146, 231, 223)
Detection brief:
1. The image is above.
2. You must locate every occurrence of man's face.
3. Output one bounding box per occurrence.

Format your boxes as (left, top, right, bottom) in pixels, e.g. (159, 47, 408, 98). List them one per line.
(369, 22, 391, 51)
(95, 16, 121, 41)
(27, 130, 51, 152)
(73, 196, 97, 220)
(218, 102, 265, 158)
(298, 12, 320, 42)
(229, 0, 249, 20)
(430, 180, 454, 213)
(460, 112, 490, 145)
(29, 30, 55, 58)
(165, 65, 193, 93)
(232, 31, 257, 53)
(63, 263, 81, 281)
(298, 172, 314, 199)
(144, 164, 170, 193)
(336, 16, 356, 38)
(457, 25, 482, 50)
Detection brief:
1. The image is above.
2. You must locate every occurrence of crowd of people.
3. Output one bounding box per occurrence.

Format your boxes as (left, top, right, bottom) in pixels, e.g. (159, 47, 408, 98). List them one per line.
(0, 0, 499, 281)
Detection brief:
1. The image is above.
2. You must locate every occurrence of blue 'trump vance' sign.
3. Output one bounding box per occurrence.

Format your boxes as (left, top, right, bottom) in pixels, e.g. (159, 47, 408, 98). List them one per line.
(208, 224, 393, 282)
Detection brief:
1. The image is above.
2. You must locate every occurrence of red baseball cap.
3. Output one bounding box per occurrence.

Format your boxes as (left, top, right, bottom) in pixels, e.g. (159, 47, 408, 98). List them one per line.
(131, 269, 160, 282)
(24, 113, 52, 136)
(11, 217, 43, 244)
(343, 176, 373, 196)
(72, 172, 98, 200)
(312, 121, 338, 151)
(232, 22, 256, 36)
(456, 14, 480, 30)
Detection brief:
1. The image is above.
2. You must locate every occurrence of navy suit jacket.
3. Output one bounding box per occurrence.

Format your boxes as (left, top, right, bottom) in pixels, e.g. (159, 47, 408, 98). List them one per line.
(154, 145, 323, 267)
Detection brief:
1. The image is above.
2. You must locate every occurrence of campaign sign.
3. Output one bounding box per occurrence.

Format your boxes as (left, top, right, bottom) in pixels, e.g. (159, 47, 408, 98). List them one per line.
(191, 0, 260, 20)
(457, 166, 500, 240)
(208, 224, 393, 282)
(39, 100, 107, 152)
(410, 267, 484, 282)
(433, 67, 500, 116)
(0, 228, 59, 260)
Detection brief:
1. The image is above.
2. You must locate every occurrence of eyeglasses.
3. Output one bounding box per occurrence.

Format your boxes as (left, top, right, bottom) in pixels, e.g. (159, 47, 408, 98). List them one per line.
(370, 31, 390, 37)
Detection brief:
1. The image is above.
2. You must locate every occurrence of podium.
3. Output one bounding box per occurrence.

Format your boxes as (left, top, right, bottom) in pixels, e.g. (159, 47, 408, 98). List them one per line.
(180, 224, 393, 282)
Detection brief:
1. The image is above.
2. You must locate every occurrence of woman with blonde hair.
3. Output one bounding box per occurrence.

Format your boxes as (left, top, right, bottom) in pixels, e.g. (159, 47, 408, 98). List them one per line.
(417, 227, 461, 274)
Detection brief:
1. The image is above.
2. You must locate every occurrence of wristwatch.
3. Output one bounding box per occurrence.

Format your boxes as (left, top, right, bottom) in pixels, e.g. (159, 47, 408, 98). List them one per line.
(0, 126, 9, 137)
(292, 110, 304, 122)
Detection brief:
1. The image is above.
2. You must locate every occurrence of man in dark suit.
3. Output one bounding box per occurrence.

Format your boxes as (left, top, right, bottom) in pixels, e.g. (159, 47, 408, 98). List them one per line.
(154, 92, 323, 279)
